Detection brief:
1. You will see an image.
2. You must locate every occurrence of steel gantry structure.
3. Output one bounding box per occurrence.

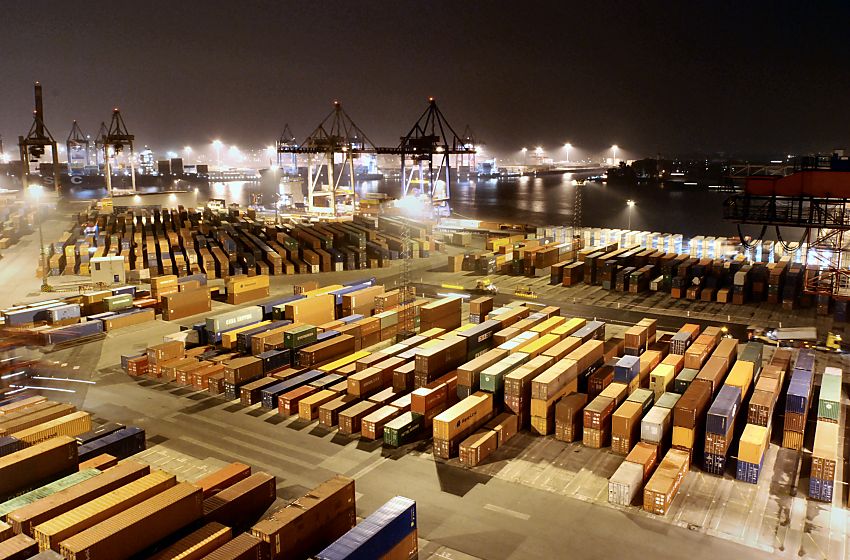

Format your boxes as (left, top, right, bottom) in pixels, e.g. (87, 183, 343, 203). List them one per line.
(724, 154, 850, 297)
(18, 82, 60, 192)
(278, 102, 374, 217)
(275, 124, 299, 175)
(389, 98, 475, 209)
(101, 108, 137, 194)
(66, 120, 91, 171)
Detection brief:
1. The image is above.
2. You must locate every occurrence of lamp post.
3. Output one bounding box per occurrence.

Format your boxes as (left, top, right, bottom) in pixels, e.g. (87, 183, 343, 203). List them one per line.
(627, 199, 635, 230)
(521, 147, 527, 165)
(612, 144, 619, 163)
(564, 143, 572, 164)
(29, 184, 49, 291)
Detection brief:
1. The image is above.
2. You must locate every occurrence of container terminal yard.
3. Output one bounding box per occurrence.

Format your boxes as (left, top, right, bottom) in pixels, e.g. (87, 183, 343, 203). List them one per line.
(2, 4, 850, 558)
(0, 168, 849, 559)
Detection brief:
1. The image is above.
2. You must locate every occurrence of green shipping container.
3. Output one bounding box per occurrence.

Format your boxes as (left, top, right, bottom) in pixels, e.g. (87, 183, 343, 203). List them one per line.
(673, 368, 698, 394)
(626, 388, 655, 413)
(0, 469, 100, 517)
(656, 392, 681, 409)
(383, 412, 422, 448)
(103, 294, 133, 312)
(817, 374, 842, 421)
(284, 325, 318, 349)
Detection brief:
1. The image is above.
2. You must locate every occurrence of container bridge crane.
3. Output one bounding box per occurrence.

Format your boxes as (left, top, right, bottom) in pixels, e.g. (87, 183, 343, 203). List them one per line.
(724, 153, 850, 298)
(275, 124, 299, 175)
(66, 120, 91, 171)
(18, 82, 60, 192)
(278, 102, 373, 218)
(101, 108, 137, 194)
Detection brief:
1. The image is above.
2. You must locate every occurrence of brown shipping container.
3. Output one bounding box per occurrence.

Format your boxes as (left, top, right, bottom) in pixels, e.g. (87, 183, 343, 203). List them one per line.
(0, 534, 37, 559)
(684, 343, 710, 370)
(542, 336, 582, 361)
(203, 472, 276, 527)
(58, 483, 203, 560)
(202, 532, 265, 560)
(8, 460, 151, 536)
(625, 441, 658, 482)
(278, 385, 318, 416)
(339, 401, 381, 435)
(251, 476, 355, 560)
(298, 390, 338, 420)
(78, 454, 118, 471)
(0, 436, 78, 500)
(583, 396, 615, 431)
(35, 470, 178, 551)
(319, 395, 359, 428)
(483, 412, 519, 446)
(504, 356, 555, 398)
(361, 405, 403, 440)
(457, 348, 509, 387)
(196, 462, 252, 499)
(459, 429, 498, 467)
(694, 356, 729, 395)
(672, 382, 712, 429)
(298, 335, 356, 368)
(146, 522, 231, 560)
(224, 357, 264, 385)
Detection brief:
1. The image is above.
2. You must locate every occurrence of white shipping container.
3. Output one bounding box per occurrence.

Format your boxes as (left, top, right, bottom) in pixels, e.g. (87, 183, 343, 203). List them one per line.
(640, 406, 671, 445)
(608, 461, 644, 506)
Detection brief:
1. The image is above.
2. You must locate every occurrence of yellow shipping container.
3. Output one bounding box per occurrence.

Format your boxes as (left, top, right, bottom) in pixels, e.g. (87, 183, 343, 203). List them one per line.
(550, 319, 584, 339)
(301, 284, 344, 298)
(671, 426, 695, 449)
(34, 470, 176, 551)
(433, 392, 493, 441)
(649, 364, 676, 398)
(725, 361, 754, 396)
(12, 411, 92, 445)
(517, 334, 561, 358)
(738, 424, 769, 464)
(599, 382, 628, 406)
(221, 320, 270, 350)
(319, 350, 371, 373)
(530, 316, 566, 335)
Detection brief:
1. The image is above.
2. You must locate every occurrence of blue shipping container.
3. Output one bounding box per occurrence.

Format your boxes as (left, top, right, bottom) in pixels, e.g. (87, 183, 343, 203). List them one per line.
(111, 285, 137, 297)
(261, 369, 325, 409)
(703, 452, 726, 475)
(706, 385, 742, 435)
(77, 426, 146, 462)
(735, 459, 762, 484)
(794, 349, 815, 373)
(339, 314, 364, 325)
(614, 356, 640, 383)
(316, 496, 416, 560)
(258, 348, 291, 373)
(44, 320, 104, 344)
(809, 477, 834, 502)
(259, 295, 304, 319)
(786, 373, 812, 414)
(0, 436, 23, 457)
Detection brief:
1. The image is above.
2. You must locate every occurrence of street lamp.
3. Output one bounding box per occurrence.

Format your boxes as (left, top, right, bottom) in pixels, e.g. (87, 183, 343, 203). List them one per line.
(627, 199, 635, 230)
(212, 139, 222, 168)
(564, 143, 572, 164)
(521, 147, 527, 165)
(28, 184, 49, 291)
(535, 146, 543, 158)
(612, 144, 619, 162)
(183, 146, 192, 160)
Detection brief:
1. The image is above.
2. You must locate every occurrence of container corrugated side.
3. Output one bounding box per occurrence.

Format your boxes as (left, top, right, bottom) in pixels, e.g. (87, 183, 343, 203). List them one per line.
(58, 482, 202, 560)
(0, 469, 100, 519)
(146, 521, 231, 560)
(8, 461, 150, 537)
(34, 470, 177, 551)
(11, 411, 92, 445)
(0, 436, 78, 501)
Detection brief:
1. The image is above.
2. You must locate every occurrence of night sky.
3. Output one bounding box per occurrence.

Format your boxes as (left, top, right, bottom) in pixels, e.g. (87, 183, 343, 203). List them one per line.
(1, 1, 848, 159)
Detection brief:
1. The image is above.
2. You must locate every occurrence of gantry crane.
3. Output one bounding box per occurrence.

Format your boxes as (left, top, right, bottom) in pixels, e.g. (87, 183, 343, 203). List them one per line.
(279, 102, 374, 217)
(101, 108, 136, 194)
(66, 120, 91, 171)
(18, 82, 60, 192)
(276, 124, 298, 175)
